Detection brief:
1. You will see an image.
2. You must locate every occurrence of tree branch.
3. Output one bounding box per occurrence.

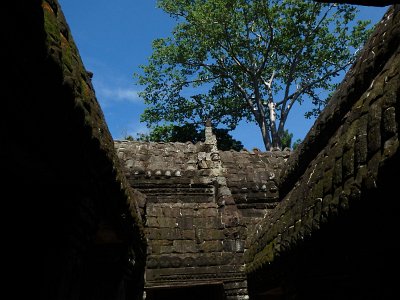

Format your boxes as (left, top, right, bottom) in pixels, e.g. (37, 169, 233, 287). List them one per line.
(221, 25, 253, 75)
(278, 3, 335, 108)
(243, 9, 257, 71)
(287, 60, 353, 104)
(256, 0, 275, 75)
(181, 75, 222, 86)
(261, 71, 276, 103)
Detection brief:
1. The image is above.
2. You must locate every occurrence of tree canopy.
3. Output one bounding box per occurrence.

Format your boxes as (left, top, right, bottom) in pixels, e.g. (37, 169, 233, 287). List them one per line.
(135, 0, 371, 150)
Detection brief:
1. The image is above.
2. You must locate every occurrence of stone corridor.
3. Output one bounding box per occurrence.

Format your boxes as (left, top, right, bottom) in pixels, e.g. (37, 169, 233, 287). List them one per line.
(4, 0, 400, 299)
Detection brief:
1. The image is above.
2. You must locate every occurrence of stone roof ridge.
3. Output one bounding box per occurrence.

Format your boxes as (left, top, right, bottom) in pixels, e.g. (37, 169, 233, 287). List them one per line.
(219, 146, 292, 157)
(114, 139, 203, 152)
(114, 132, 292, 179)
(115, 139, 197, 146)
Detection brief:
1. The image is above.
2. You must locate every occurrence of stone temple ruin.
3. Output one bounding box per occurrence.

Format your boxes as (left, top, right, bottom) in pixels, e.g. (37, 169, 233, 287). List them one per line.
(115, 126, 289, 299)
(4, 0, 400, 299)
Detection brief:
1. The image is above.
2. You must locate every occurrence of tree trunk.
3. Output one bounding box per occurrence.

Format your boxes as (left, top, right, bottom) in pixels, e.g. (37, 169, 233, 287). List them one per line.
(267, 101, 281, 149)
(270, 122, 281, 149)
(258, 117, 272, 151)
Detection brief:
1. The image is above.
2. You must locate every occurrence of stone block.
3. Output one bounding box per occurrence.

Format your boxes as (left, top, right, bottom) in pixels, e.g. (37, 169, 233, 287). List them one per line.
(223, 239, 244, 253)
(196, 228, 225, 242)
(158, 257, 173, 268)
(198, 203, 219, 209)
(330, 187, 342, 217)
(322, 168, 333, 195)
(312, 199, 322, 231)
(146, 228, 161, 240)
(195, 255, 211, 266)
(146, 217, 159, 227)
(332, 158, 343, 189)
(307, 180, 323, 208)
(181, 229, 196, 240)
(159, 245, 174, 254)
(159, 228, 181, 240)
(383, 138, 399, 160)
(342, 148, 355, 180)
(367, 101, 382, 156)
(158, 217, 178, 228)
(354, 115, 368, 168)
(194, 216, 222, 229)
(180, 208, 195, 216)
(181, 256, 195, 267)
(146, 256, 159, 269)
(177, 216, 194, 229)
(199, 240, 223, 252)
(198, 207, 219, 217)
(173, 240, 197, 253)
(321, 194, 331, 225)
(150, 240, 173, 255)
(382, 107, 397, 139)
(162, 206, 181, 217)
(146, 205, 163, 217)
(367, 151, 382, 181)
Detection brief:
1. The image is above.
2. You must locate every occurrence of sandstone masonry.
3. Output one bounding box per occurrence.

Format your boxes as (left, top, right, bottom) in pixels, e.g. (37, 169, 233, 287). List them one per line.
(115, 126, 289, 299)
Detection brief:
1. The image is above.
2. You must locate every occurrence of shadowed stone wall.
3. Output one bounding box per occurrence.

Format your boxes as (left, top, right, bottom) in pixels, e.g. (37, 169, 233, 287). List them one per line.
(245, 4, 400, 299)
(4, 1, 146, 299)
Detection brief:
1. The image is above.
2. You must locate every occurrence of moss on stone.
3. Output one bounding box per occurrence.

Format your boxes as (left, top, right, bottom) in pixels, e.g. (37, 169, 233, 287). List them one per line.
(42, 2, 60, 45)
(60, 34, 75, 72)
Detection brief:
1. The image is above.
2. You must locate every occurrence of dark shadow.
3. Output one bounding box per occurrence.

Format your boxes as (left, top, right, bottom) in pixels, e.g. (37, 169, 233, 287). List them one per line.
(146, 283, 226, 300)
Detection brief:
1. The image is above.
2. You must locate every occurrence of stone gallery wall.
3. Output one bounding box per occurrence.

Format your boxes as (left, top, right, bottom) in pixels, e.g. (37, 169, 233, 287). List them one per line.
(4, 1, 146, 299)
(116, 130, 289, 299)
(220, 149, 289, 234)
(245, 4, 400, 299)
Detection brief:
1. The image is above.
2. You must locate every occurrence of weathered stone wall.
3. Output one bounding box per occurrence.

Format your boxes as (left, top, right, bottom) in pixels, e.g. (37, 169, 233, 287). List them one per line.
(220, 150, 289, 233)
(6, 0, 399, 299)
(116, 135, 289, 299)
(245, 5, 399, 299)
(4, 1, 146, 299)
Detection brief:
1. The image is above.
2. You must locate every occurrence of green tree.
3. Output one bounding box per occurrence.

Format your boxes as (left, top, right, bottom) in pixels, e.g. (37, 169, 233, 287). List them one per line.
(280, 129, 293, 149)
(135, 0, 370, 150)
(137, 123, 244, 151)
(292, 138, 302, 150)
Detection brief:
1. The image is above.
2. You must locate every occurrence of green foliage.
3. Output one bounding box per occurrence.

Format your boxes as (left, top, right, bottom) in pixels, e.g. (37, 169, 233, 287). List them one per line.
(135, 0, 371, 150)
(292, 138, 302, 150)
(281, 129, 293, 149)
(137, 123, 202, 143)
(213, 128, 244, 151)
(137, 123, 244, 151)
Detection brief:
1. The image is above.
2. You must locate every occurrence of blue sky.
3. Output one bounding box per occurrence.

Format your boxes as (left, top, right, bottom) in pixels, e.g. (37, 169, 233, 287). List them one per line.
(58, 0, 387, 150)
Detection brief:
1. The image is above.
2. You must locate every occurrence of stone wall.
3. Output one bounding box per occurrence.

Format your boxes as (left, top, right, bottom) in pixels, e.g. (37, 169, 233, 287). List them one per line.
(220, 149, 289, 234)
(116, 130, 289, 299)
(4, 1, 146, 299)
(245, 5, 399, 299)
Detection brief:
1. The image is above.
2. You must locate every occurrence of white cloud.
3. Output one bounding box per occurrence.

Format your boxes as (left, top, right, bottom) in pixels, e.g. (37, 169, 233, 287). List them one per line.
(97, 86, 141, 102)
